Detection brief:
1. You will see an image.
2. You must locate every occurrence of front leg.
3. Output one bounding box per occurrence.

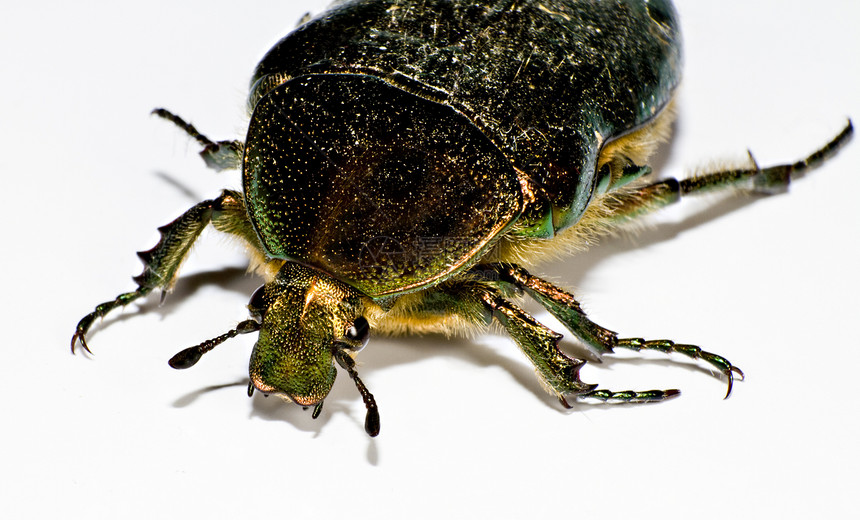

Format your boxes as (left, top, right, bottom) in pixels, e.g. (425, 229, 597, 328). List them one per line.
(479, 290, 682, 405)
(478, 290, 594, 398)
(474, 263, 743, 398)
(408, 279, 682, 405)
(71, 190, 252, 353)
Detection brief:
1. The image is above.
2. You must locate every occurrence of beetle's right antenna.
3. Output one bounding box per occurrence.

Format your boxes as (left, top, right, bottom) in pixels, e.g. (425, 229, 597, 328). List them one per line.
(168, 319, 261, 369)
(334, 349, 381, 437)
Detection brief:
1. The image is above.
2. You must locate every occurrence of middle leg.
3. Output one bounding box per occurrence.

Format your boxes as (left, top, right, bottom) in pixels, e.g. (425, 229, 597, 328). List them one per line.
(472, 263, 744, 398)
(396, 278, 685, 405)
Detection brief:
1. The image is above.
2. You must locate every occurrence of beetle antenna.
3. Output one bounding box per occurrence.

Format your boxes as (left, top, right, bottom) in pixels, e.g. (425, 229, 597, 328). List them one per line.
(169, 319, 261, 369)
(334, 349, 380, 437)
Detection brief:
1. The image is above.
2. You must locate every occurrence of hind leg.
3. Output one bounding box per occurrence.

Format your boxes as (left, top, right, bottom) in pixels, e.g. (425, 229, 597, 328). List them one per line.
(73, 108, 259, 353)
(463, 124, 852, 399)
(151, 108, 243, 171)
(605, 121, 853, 222)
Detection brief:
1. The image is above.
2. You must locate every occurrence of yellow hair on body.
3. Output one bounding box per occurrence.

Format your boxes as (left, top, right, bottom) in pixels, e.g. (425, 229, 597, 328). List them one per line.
(492, 100, 676, 267)
(227, 103, 679, 339)
(367, 103, 677, 338)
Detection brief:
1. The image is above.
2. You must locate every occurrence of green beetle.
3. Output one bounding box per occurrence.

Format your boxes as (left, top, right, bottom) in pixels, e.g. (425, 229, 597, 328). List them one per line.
(72, 0, 852, 436)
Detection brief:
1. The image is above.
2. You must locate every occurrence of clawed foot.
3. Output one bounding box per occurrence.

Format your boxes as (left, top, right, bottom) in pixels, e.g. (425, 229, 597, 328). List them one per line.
(557, 342, 744, 407)
(70, 314, 96, 355)
(615, 337, 744, 399)
(560, 388, 681, 407)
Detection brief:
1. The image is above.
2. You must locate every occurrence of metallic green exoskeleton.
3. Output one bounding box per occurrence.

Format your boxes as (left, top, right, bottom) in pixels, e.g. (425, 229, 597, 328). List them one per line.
(72, 0, 852, 436)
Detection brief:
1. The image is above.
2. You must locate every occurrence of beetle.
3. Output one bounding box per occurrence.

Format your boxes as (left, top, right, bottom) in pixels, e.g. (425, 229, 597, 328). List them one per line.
(72, 0, 852, 437)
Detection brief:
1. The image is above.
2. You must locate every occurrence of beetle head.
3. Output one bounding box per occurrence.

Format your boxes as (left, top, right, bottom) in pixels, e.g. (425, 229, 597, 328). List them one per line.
(246, 262, 378, 434)
(167, 261, 378, 435)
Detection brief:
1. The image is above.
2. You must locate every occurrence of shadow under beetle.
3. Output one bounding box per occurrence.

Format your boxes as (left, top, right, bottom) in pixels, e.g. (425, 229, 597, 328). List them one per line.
(72, 0, 853, 437)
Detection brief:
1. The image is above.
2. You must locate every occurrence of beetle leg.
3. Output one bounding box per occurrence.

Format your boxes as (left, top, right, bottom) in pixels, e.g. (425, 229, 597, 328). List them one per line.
(478, 289, 596, 397)
(72, 191, 252, 354)
(71, 288, 153, 354)
(605, 121, 853, 222)
(472, 263, 615, 354)
(386, 277, 683, 404)
(473, 263, 743, 398)
(574, 388, 680, 405)
(477, 288, 684, 404)
(152, 108, 244, 171)
(611, 338, 744, 399)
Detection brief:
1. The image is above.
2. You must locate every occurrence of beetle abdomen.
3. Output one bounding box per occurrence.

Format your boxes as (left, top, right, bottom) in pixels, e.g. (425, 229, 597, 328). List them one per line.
(251, 0, 681, 233)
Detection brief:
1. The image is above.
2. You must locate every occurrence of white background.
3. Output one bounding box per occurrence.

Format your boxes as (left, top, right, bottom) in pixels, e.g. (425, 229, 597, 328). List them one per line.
(2, 1, 858, 518)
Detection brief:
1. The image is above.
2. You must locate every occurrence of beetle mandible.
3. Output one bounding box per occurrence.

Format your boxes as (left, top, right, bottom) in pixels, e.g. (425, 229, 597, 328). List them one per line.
(72, 0, 852, 436)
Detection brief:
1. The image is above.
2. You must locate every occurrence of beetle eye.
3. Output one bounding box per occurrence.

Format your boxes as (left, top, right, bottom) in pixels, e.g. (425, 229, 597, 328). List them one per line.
(248, 285, 268, 319)
(343, 316, 370, 351)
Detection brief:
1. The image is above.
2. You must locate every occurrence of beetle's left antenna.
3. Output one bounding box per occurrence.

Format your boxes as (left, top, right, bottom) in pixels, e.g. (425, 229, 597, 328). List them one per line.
(334, 349, 381, 437)
(168, 319, 261, 369)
